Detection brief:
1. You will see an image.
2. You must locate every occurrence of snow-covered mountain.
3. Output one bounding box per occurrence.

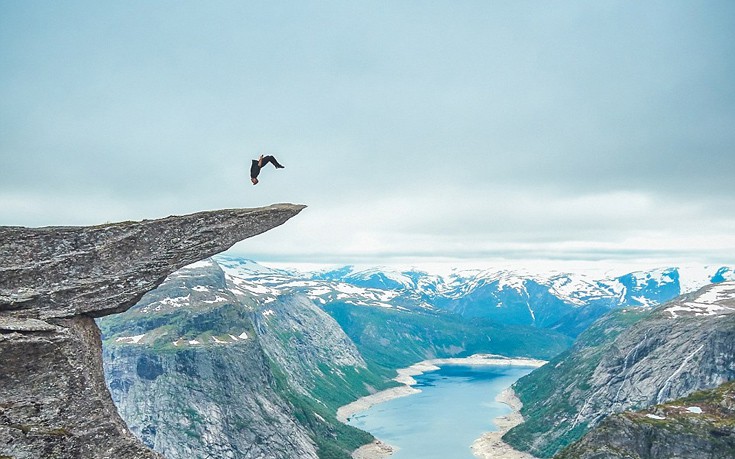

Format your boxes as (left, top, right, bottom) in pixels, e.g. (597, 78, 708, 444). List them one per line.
(215, 256, 735, 337)
(215, 258, 422, 311)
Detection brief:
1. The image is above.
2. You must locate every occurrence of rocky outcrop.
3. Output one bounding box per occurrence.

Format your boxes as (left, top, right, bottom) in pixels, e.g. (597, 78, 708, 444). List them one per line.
(556, 381, 735, 459)
(0, 204, 305, 459)
(504, 281, 735, 457)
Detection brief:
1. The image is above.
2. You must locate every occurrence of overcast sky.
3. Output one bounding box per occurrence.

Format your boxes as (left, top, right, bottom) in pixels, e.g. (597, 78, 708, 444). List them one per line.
(2, 1, 734, 268)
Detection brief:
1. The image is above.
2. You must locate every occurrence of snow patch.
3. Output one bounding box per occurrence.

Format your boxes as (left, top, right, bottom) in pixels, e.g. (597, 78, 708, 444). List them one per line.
(686, 406, 702, 414)
(159, 294, 190, 307)
(646, 414, 666, 420)
(202, 296, 229, 304)
(335, 283, 370, 295)
(307, 287, 332, 296)
(666, 282, 735, 318)
(631, 295, 655, 307)
(183, 260, 215, 270)
(496, 273, 527, 292)
(694, 283, 735, 304)
(228, 287, 247, 297)
(115, 334, 145, 344)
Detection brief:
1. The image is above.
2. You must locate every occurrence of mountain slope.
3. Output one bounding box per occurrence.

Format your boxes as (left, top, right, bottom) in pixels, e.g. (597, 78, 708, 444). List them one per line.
(325, 302, 572, 371)
(503, 281, 735, 457)
(100, 260, 381, 459)
(98, 256, 735, 459)
(556, 381, 735, 459)
(217, 257, 574, 368)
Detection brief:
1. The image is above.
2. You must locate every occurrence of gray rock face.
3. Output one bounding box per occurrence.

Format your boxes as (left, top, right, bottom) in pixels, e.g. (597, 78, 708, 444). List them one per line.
(572, 282, 735, 425)
(0, 204, 305, 459)
(251, 294, 367, 396)
(102, 260, 320, 459)
(556, 381, 735, 459)
(1, 205, 305, 320)
(557, 413, 734, 459)
(505, 281, 735, 457)
(100, 258, 379, 458)
(105, 340, 319, 459)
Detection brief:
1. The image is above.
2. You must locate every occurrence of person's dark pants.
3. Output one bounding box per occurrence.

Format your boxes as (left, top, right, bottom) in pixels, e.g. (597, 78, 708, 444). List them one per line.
(261, 155, 284, 168)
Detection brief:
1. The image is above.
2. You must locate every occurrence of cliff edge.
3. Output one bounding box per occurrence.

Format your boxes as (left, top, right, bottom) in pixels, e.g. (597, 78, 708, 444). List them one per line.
(0, 204, 305, 459)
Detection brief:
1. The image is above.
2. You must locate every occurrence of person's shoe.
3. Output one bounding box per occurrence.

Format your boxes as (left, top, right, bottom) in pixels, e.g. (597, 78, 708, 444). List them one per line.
(276, 164, 285, 169)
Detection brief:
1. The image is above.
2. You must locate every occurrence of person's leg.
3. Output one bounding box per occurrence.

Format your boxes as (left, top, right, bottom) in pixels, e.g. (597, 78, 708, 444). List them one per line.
(262, 155, 285, 168)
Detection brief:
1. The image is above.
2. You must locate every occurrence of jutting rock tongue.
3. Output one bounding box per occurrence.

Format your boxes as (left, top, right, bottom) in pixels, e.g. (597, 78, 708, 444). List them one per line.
(1, 204, 306, 320)
(0, 204, 305, 459)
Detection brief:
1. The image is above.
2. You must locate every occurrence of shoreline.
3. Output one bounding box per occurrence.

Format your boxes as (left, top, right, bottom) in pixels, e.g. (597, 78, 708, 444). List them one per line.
(470, 387, 537, 459)
(336, 354, 546, 459)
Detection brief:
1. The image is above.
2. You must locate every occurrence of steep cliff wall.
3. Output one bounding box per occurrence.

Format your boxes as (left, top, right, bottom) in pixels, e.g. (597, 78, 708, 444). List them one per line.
(504, 281, 735, 457)
(0, 204, 305, 459)
(100, 259, 381, 459)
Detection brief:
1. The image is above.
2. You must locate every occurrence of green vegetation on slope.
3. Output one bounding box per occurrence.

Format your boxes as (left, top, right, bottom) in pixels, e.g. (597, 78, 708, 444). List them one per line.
(267, 357, 377, 459)
(99, 301, 257, 352)
(503, 307, 651, 457)
(555, 381, 735, 459)
(324, 302, 574, 372)
(627, 379, 735, 434)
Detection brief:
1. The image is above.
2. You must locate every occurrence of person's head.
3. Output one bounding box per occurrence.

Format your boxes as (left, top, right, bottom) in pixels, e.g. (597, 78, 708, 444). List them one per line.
(251, 177, 259, 185)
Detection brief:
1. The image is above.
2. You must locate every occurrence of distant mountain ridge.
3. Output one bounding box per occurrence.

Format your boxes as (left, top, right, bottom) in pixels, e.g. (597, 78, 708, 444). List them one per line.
(215, 257, 734, 337)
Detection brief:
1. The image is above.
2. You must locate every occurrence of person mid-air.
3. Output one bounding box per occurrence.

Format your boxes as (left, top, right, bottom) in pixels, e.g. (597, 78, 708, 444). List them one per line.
(250, 154, 285, 185)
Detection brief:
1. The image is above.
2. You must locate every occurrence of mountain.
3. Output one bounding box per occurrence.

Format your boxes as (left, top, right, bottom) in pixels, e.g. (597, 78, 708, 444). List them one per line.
(100, 257, 573, 458)
(323, 301, 571, 371)
(219, 257, 735, 338)
(556, 381, 735, 459)
(0, 204, 304, 459)
(100, 259, 383, 459)
(503, 281, 735, 457)
(8, 201, 730, 459)
(215, 256, 574, 368)
(215, 258, 437, 311)
(434, 266, 735, 336)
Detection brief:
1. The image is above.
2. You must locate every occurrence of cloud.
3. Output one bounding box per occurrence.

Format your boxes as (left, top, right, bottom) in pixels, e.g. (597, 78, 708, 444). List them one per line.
(228, 185, 735, 263)
(1, 1, 733, 265)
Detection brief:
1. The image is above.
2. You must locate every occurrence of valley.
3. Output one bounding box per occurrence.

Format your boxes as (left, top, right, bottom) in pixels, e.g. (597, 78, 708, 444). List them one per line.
(98, 257, 735, 459)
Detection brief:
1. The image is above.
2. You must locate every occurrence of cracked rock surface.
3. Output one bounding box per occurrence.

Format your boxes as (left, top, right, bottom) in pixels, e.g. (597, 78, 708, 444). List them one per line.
(0, 204, 305, 459)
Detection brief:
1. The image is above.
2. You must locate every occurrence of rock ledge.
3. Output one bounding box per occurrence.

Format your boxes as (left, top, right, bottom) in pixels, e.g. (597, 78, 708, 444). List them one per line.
(0, 204, 305, 458)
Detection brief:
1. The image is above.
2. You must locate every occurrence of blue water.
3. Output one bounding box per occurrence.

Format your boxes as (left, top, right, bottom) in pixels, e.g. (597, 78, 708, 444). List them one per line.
(348, 365, 534, 459)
